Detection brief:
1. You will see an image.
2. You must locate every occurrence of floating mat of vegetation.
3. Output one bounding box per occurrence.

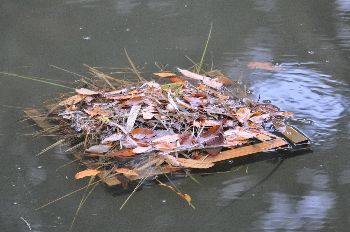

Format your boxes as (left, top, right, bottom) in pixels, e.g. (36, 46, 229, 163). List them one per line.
(25, 65, 310, 208)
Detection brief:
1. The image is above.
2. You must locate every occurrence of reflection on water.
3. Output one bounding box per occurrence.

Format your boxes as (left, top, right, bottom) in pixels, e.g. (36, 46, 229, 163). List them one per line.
(257, 170, 336, 231)
(250, 63, 348, 146)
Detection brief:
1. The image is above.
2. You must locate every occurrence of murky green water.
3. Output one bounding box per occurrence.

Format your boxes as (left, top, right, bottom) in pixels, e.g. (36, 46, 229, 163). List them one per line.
(1, 1, 350, 231)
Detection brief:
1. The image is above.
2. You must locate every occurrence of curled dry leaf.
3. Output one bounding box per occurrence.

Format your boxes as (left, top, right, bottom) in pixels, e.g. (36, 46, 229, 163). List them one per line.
(193, 119, 221, 127)
(116, 167, 139, 176)
(86, 144, 111, 153)
(153, 72, 177, 78)
(75, 88, 99, 95)
(177, 68, 222, 90)
(75, 169, 100, 179)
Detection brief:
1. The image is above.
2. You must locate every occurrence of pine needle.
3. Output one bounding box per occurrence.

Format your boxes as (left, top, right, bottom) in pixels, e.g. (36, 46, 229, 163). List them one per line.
(36, 139, 65, 156)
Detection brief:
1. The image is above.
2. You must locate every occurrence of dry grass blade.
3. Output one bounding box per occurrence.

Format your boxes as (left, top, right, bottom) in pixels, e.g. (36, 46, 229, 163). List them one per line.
(156, 179, 195, 209)
(0, 71, 73, 89)
(126, 105, 142, 133)
(124, 48, 146, 82)
(196, 22, 213, 74)
(36, 139, 65, 156)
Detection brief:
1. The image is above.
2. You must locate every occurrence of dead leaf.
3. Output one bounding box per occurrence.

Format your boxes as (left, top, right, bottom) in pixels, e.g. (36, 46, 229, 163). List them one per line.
(249, 114, 270, 124)
(86, 144, 111, 153)
(131, 128, 155, 140)
(180, 134, 194, 146)
(154, 142, 177, 151)
(177, 68, 222, 90)
(84, 105, 110, 117)
(76, 88, 99, 95)
(132, 146, 152, 154)
(75, 169, 100, 179)
(153, 134, 180, 143)
(116, 167, 139, 176)
(126, 105, 141, 133)
(108, 148, 135, 157)
(247, 62, 280, 71)
(176, 158, 214, 169)
(101, 133, 123, 144)
(153, 72, 177, 78)
(59, 95, 85, 106)
(157, 180, 194, 208)
(235, 107, 251, 124)
(169, 76, 186, 84)
(193, 119, 221, 127)
(202, 77, 223, 90)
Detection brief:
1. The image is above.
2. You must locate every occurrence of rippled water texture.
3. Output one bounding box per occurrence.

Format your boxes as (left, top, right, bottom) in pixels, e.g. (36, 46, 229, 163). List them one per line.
(1, 1, 350, 231)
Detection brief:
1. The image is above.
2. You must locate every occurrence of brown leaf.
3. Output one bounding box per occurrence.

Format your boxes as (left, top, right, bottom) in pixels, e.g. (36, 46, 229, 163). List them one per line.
(75, 169, 100, 179)
(154, 142, 177, 151)
(183, 96, 204, 108)
(235, 107, 251, 124)
(131, 128, 155, 140)
(132, 146, 152, 154)
(249, 114, 270, 124)
(193, 119, 221, 127)
(59, 95, 85, 106)
(86, 145, 111, 153)
(142, 106, 156, 120)
(153, 72, 177, 78)
(84, 105, 110, 117)
(169, 76, 186, 84)
(153, 134, 180, 143)
(108, 148, 135, 157)
(75, 88, 99, 95)
(116, 167, 139, 176)
(177, 68, 222, 90)
(101, 133, 123, 144)
(157, 180, 194, 208)
(176, 158, 214, 169)
(247, 62, 280, 71)
(180, 134, 194, 146)
(202, 77, 223, 90)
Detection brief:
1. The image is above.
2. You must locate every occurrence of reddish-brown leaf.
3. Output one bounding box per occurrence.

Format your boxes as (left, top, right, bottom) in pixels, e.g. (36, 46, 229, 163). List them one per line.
(169, 76, 186, 84)
(131, 128, 155, 140)
(180, 134, 194, 146)
(108, 148, 136, 157)
(75, 169, 100, 179)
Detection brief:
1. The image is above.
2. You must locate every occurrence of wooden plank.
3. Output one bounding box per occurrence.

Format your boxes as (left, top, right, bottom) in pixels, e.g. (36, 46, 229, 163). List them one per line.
(282, 126, 309, 144)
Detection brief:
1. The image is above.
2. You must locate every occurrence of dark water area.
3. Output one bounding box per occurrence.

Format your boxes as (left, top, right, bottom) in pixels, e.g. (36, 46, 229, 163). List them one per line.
(1, 0, 350, 231)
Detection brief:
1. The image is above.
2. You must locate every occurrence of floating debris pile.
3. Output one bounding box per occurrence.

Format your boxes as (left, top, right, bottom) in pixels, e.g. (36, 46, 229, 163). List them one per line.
(25, 66, 309, 205)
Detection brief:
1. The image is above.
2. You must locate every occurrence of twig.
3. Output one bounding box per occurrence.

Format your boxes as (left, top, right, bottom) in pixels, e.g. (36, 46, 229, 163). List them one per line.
(20, 217, 31, 231)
